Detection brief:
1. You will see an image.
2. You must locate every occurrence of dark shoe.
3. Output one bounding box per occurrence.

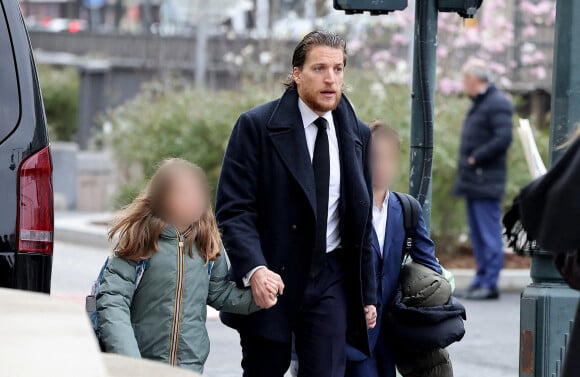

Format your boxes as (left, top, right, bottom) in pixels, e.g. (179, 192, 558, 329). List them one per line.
(464, 287, 500, 300)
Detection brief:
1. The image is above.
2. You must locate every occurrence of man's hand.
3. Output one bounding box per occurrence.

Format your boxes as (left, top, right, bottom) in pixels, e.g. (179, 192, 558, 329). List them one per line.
(364, 305, 377, 329)
(249, 268, 285, 309)
(467, 156, 476, 166)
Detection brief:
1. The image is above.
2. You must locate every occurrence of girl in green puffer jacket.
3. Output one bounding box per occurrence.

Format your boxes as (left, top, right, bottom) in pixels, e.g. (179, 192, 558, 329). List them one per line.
(96, 158, 283, 374)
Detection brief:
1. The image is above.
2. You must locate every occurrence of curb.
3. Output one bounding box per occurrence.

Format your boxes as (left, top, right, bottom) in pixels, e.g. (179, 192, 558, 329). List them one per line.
(54, 212, 112, 250)
(451, 268, 531, 292)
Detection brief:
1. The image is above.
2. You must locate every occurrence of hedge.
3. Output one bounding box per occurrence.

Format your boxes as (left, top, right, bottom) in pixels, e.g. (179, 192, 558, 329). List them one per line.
(37, 65, 79, 142)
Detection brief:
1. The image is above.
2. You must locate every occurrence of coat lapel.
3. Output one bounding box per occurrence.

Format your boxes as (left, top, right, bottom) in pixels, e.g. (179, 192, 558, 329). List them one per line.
(332, 94, 368, 227)
(333, 96, 361, 182)
(266, 89, 316, 213)
(383, 192, 401, 260)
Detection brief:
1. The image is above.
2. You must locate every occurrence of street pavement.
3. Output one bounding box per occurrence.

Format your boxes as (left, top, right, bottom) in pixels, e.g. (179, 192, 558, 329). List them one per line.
(52, 241, 520, 377)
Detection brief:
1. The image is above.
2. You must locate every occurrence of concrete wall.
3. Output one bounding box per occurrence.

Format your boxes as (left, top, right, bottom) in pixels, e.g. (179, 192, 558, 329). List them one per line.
(51, 142, 78, 210)
(51, 143, 116, 211)
(76, 151, 116, 212)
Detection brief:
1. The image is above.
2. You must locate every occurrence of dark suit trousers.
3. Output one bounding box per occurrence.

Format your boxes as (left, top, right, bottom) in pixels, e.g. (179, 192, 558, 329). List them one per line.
(239, 251, 348, 377)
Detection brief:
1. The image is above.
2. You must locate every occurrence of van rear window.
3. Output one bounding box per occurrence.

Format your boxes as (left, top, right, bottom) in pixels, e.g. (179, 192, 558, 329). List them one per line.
(0, 4, 20, 143)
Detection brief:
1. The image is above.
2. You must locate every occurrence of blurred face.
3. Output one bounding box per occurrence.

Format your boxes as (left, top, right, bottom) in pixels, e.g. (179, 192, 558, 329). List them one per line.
(164, 170, 208, 228)
(293, 45, 344, 115)
(462, 72, 481, 98)
(371, 134, 400, 190)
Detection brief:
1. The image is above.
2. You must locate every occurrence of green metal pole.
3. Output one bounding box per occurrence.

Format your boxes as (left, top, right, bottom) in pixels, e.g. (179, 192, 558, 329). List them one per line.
(548, 4, 580, 164)
(409, 0, 438, 230)
(519, 1, 580, 376)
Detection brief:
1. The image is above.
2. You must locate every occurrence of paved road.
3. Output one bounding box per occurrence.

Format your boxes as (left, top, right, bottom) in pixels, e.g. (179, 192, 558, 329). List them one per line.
(51, 241, 106, 297)
(52, 241, 520, 377)
(202, 296, 521, 377)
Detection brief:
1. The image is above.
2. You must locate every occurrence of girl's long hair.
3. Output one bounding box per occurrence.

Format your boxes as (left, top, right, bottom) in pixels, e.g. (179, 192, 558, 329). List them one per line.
(108, 158, 221, 263)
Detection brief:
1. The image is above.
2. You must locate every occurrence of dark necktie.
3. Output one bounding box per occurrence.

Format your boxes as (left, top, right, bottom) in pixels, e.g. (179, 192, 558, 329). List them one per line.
(311, 117, 330, 278)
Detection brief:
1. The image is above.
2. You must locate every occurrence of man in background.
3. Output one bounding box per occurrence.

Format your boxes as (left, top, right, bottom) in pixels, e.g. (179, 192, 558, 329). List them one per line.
(454, 59, 513, 300)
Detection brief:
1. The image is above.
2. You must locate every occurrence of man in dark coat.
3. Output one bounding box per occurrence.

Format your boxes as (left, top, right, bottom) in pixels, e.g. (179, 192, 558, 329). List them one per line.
(216, 31, 377, 377)
(453, 59, 513, 300)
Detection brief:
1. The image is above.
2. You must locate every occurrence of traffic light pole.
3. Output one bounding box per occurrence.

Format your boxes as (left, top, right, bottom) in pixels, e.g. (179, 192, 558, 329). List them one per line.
(519, 1, 580, 376)
(409, 0, 438, 229)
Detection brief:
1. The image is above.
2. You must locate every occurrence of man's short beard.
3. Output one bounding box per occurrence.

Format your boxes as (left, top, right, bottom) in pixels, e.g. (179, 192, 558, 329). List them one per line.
(302, 90, 342, 114)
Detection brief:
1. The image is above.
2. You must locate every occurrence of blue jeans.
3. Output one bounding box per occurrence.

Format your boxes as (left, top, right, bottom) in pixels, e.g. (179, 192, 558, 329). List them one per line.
(466, 198, 504, 289)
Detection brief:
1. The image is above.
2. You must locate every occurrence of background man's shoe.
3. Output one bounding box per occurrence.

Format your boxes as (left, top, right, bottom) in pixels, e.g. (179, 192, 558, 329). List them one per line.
(464, 287, 500, 300)
(453, 286, 478, 299)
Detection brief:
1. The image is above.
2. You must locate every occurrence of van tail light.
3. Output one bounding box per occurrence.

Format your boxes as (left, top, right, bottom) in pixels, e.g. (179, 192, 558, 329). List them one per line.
(17, 146, 54, 255)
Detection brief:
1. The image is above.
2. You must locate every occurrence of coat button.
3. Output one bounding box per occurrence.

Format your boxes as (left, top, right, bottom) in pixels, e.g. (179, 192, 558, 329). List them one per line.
(280, 266, 285, 271)
(291, 224, 297, 231)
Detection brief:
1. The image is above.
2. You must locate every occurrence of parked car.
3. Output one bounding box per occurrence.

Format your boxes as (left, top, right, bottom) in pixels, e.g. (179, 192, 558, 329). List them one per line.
(0, 0, 53, 293)
(26, 16, 88, 34)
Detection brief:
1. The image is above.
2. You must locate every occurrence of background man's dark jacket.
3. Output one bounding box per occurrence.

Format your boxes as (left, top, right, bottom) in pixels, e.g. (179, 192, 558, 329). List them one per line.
(216, 88, 377, 355)
(454, 84, 513, 199)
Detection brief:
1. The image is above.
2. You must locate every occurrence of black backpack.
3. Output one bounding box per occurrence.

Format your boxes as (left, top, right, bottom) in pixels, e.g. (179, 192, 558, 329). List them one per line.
(392, 192, 421, 261)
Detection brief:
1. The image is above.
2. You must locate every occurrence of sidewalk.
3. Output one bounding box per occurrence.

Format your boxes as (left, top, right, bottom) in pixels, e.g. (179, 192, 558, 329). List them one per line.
(55, 211, 531, 292)
(55, 211, 114, 249)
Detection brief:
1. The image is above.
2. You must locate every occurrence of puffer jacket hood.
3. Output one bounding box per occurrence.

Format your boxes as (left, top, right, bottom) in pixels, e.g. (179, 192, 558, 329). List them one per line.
(399, 261, 453, 308)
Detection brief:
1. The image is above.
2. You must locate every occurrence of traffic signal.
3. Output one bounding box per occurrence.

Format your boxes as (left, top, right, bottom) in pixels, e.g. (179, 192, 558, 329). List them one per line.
(437, 0, 483, 18)
(333, 0, 408, 15)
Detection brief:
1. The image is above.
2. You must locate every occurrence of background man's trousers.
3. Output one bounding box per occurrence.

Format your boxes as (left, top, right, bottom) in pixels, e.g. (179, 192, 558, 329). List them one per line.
(239, 252, 347, 377)
(466, 198, 504, 289)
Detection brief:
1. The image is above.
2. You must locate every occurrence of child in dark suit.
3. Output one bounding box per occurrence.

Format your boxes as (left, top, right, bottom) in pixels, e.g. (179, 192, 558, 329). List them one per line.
(345, 121, 443, 377)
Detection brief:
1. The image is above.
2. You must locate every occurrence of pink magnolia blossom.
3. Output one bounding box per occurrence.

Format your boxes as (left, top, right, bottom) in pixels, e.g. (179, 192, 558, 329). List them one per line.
(438, 77, 464, 96)
(343, 0, 555, 94)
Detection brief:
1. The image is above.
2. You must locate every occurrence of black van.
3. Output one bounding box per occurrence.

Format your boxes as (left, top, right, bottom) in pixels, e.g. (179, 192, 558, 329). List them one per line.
(0, 0, 53, 293)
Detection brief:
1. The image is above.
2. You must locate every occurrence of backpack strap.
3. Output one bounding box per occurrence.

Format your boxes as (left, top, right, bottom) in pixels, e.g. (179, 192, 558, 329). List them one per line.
(112, 242, 149, 289)
(392, 192, 421, 262)
(96, 257, 110, 286)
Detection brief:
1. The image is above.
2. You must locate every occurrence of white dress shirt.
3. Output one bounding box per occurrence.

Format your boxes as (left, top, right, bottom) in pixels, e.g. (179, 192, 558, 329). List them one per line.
(372, 192, 389, 257)
(298, 98, 342, 252)
(242, 98, 342, 286)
